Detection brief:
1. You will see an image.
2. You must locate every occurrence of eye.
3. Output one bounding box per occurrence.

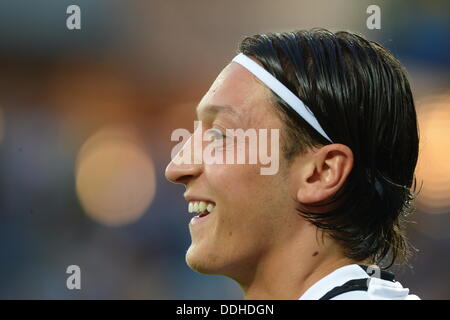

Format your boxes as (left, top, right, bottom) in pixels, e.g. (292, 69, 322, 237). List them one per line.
(206, 128, 227, 141)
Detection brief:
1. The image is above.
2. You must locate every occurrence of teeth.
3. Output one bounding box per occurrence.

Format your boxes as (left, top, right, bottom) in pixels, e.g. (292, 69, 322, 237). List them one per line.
(198, 201, 207, 212)
(187, 201, 215, 214)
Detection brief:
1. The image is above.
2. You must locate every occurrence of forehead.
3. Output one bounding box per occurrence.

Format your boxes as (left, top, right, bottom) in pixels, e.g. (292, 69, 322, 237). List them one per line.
(197, 61, 276, 126)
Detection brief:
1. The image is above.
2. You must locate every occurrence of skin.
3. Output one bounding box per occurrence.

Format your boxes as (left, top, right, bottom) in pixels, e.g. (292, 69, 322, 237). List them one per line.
(165, 58, 358, 299)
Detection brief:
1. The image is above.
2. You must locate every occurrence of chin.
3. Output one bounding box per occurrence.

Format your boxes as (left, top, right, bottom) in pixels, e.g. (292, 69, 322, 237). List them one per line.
(185, 244, 223, 275)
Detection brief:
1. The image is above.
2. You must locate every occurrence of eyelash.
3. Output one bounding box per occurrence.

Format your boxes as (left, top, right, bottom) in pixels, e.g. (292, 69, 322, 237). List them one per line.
(210, 128, 227, 140)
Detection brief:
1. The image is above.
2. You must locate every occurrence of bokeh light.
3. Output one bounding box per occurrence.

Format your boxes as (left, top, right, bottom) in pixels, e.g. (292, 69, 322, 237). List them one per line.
(75, 125, 156, 227)
(415, 92, 450, 214)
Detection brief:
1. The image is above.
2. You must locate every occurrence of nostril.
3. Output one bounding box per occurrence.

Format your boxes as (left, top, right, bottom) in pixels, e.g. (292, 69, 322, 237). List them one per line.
(166, 159, 203, 185)
(165, 163, 196, 187)
(176, 175, 196, 186)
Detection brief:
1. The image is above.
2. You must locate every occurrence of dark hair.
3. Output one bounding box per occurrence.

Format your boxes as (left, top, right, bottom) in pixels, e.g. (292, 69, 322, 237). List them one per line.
(238, 28, 419, 268)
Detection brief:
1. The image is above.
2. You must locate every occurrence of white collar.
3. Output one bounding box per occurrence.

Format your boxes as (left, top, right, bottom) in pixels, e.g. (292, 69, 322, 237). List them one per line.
(298, 264, 369, 300)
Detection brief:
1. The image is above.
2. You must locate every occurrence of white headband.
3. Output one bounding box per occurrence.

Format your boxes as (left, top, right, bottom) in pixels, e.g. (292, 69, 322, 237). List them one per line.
(232, 53, 332, 143)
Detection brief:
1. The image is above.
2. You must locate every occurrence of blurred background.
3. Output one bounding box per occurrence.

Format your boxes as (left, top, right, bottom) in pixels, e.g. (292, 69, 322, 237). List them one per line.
(0, 0, 449, 299)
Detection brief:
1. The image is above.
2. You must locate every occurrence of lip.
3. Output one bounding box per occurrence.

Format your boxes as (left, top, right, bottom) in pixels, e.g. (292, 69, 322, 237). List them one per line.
(189, 212, 213, 226)
(183, 193, 216, 205)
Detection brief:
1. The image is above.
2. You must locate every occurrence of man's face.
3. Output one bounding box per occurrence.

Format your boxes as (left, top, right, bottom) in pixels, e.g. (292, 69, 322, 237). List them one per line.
(165, 61, 300, 280)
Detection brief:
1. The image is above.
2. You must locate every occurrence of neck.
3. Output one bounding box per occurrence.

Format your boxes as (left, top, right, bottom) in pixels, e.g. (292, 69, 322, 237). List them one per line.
(238, 227, 358, 300)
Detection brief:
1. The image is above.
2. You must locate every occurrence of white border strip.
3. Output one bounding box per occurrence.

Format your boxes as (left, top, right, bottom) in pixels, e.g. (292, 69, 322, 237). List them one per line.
(232, 53, 332, 142)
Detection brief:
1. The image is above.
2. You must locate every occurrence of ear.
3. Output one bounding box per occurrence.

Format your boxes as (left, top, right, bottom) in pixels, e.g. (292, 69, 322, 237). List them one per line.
(294, 144, 353, 207)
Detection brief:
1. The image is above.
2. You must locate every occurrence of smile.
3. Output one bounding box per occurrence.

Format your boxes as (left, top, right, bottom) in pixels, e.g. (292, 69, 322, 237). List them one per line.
(188, 200, 215, 218)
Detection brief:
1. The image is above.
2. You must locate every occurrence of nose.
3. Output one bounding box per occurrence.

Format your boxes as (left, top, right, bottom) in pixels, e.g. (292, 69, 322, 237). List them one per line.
(165, 158, 202, 186)
(165, 135, 203, 186)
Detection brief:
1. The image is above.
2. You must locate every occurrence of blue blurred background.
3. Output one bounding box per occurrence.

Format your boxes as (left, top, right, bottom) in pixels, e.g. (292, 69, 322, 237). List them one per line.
(0, 0, 449, 299)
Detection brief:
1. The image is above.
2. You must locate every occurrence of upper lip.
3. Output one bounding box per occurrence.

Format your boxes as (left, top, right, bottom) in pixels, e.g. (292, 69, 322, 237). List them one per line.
(184, 193, 216, 204)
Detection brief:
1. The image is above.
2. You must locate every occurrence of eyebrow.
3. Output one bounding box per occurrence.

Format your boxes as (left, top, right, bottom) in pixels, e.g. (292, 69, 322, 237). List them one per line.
(195, 104, 241, 121)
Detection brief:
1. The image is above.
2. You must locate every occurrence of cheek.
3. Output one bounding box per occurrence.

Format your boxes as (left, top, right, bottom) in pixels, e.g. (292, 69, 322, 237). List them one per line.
(205, 162, 264, 205)
(205, 163, 286, 235)
(190, 165, 292, 272)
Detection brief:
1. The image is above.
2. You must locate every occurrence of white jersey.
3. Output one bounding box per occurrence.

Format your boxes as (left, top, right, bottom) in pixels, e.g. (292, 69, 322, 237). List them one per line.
(298, 264, 420, 300)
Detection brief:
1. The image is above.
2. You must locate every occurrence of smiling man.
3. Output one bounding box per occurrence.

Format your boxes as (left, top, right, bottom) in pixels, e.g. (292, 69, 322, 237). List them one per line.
(165, 29, 420, 300)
